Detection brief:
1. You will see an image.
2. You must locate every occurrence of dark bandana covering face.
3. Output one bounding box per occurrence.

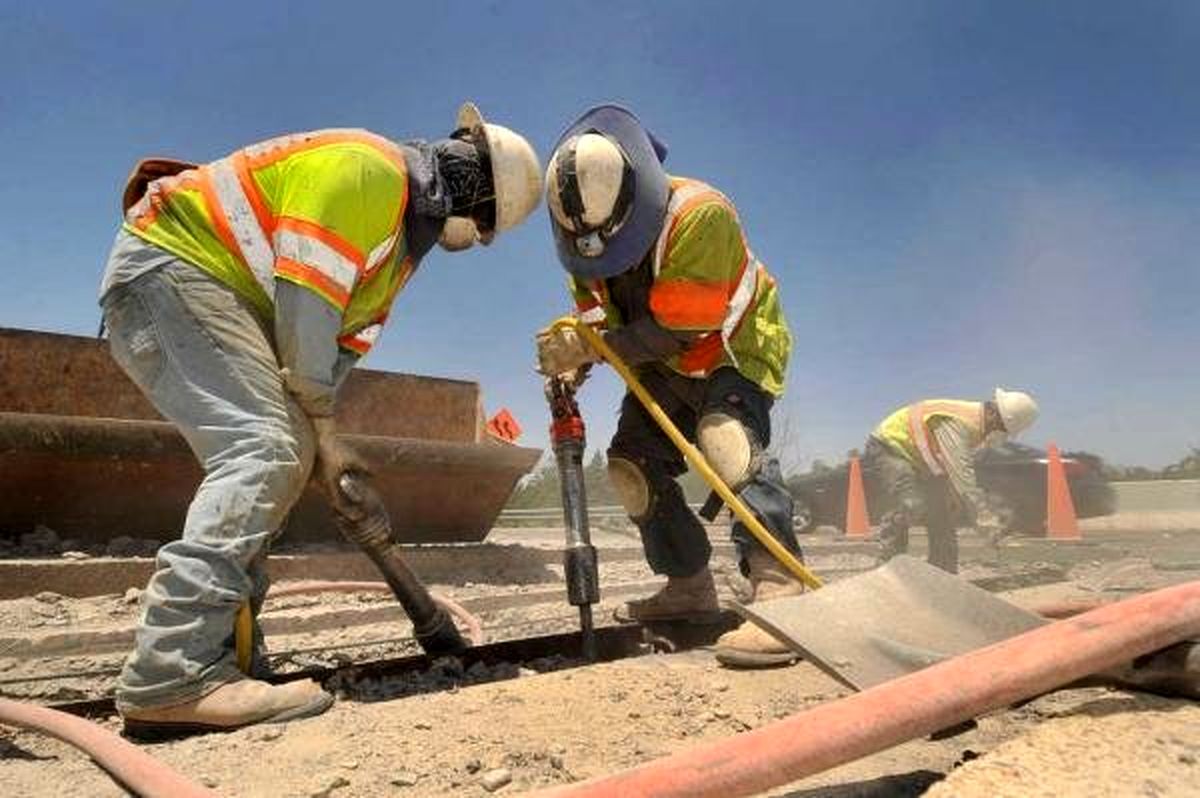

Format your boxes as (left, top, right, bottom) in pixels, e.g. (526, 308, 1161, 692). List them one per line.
(436, 136, 495, 225)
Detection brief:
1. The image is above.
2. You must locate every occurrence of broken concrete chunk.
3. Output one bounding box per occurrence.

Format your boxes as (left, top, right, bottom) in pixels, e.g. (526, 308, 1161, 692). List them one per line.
(480, 768, 512, 792)
(390, 772, 420, 787)
(308, 775, 349, 797)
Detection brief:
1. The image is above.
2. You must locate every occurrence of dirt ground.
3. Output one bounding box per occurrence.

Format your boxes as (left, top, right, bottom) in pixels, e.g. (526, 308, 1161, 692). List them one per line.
(2, 652, 1197, 797)
(1, 523, 1198, 797)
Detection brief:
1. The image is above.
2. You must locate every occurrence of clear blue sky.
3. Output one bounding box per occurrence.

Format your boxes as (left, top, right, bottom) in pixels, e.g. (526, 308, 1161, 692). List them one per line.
(2, 1, 1196, 469)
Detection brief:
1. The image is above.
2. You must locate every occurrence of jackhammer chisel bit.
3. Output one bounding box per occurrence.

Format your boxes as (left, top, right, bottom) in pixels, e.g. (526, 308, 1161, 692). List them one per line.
(548, 377, 600, 661)
(333, 472, 468, 657)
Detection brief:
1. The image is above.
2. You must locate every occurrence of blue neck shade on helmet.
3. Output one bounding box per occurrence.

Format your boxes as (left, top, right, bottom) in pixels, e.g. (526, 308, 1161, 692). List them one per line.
(548, 104, 669, 281)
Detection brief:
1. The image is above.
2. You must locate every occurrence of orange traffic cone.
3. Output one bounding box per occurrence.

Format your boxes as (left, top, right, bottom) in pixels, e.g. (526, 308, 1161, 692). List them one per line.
(845, 456, 870, 539)
(1046, 443, 1081, 540)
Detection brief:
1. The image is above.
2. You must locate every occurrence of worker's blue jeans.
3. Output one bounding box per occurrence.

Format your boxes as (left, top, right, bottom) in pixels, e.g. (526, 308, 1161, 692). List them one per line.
(101, 261, 315, 711)
(608, 366, 800, 579)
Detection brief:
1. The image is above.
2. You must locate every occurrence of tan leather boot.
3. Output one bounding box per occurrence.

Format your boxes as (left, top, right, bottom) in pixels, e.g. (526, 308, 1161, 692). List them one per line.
(121, 677, 333, 739)
(715, 549, 805, 668)
(613, 567, 722, 623)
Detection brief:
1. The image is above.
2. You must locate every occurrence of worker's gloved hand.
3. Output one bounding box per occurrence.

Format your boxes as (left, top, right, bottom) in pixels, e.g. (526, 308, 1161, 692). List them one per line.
(973, 507, 1007, 546)
(311, 416, 371, 522)
(542, 364, 591, 401)
(535, 325, 600, 376)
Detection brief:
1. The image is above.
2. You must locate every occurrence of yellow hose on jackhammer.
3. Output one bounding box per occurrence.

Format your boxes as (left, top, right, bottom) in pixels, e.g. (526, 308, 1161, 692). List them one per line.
(552, 317, 823, 590)
(234, 602, 253, 674)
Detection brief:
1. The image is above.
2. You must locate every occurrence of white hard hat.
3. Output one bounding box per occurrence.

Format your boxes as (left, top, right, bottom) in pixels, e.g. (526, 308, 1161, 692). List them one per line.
(546, 133, 628, 235)
(456, 102, 542, 235)
(546, 105, 669, 280)
(994, 388, 1039, 437)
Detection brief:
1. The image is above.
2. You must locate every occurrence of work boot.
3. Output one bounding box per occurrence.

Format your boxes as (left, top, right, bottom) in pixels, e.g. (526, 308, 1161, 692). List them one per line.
(613, 567, 722, 623)
(715, 550, 805, 668)
(121, 677, 333, 739)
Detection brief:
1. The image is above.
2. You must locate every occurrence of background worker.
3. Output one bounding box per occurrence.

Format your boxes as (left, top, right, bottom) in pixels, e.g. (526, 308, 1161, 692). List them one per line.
(535, 104, 800, 668)
(99, 104, 541, 735)
(865, 389, 1039, 573)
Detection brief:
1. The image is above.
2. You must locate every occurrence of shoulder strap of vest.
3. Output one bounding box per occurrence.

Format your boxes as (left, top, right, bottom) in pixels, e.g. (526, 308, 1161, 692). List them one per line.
(651, 178, 732, 277)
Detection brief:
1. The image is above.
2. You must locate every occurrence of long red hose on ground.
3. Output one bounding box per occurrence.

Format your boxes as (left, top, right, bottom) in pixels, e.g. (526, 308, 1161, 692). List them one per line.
(0, 698, 216, 798)
(532, 580, 1200, 798)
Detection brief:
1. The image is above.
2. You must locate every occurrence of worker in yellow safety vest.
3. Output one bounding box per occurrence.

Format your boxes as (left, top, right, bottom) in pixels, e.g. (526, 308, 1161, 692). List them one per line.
(534, 105, 799, 669)
(866, 389, 1039, 573)
(98, 104, 541, 736)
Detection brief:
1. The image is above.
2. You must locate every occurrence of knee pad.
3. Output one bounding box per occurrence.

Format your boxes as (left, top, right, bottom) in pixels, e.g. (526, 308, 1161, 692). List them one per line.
(607, 456, 652, 520)
(697, 412, 760, 491)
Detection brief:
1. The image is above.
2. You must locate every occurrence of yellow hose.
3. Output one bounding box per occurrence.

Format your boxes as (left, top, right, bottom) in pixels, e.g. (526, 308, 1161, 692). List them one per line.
(234, 602, 253, 674)
(552, 317, 822, 590)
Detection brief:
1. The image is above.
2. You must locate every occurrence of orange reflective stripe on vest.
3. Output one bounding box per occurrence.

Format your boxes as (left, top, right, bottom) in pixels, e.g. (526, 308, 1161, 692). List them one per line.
(651, 179, 759, 376)
(649, 278, 734, 329)
(906, 400, 985, 475)
(908, 403, 945, 475)
(339, 323, 383, 355)
(273, 217, 363, 310)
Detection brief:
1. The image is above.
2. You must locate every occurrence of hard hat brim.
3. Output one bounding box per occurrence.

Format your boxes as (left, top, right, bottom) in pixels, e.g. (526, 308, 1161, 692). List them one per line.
(548, 104, 669, 281)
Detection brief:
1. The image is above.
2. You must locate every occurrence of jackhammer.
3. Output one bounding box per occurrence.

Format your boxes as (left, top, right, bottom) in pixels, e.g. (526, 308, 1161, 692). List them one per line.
(547, 377, 600, 661)
(332, 472, 468, 656)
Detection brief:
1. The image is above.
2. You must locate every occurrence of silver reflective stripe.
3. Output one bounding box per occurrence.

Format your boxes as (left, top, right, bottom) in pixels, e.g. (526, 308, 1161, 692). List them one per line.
(909, 404, 945, 475)
(209, 158, 275, 297)
(275, 228, 359, 296)
(723, 257, 759, 341)
(579, 306, 607, 325)
(242, 132, 310, 161)
(353, 324, 383, 347)
(366, 231, 398, 271)
(652, 181, 711, 278)
(652, 180, 756, 370)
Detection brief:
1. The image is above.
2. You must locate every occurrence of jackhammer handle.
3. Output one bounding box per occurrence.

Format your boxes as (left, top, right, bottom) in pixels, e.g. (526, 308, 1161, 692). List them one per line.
(550, 316, 823, 590)
(333, 474, 468, 656)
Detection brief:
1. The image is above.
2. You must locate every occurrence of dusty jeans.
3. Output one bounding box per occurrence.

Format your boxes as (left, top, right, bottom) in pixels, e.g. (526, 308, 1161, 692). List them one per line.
(864, 437, 958, 573)
(609, 366, 800, 579)
(102, 260, 315, 710)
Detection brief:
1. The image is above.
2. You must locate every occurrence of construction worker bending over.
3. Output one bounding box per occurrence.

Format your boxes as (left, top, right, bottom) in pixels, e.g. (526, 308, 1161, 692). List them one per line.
(866, 389, 1039, 573)
(99, 104, 541, 736)
(535, 105, 800, 668)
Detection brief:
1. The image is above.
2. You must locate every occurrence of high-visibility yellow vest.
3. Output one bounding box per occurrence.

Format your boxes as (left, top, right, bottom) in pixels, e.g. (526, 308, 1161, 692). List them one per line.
(569, 177, 791, 396)
(874, 400, 985, 474)
(124, 129, 413, 356)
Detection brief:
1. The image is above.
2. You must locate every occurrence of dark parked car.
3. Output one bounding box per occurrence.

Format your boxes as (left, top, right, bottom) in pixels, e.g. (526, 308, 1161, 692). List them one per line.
(786, 442, 1116, 535)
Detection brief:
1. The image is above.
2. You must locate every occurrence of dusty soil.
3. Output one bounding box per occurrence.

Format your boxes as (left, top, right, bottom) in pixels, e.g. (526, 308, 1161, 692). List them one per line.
(926, 692, 1200, 798)
(1, 526, 1198, 796)
(2, 654, 1197, 798)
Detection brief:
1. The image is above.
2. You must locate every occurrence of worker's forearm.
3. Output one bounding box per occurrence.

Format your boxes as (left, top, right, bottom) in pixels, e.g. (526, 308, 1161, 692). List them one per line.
(604, 317, 697, 366)
(931, 419, 984, 515)
(274, 281, 345, 418)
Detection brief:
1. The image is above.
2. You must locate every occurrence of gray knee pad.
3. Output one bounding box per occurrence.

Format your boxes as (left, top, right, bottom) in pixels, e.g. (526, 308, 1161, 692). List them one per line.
(608, 456, 652, 521)
(697, 412, 760, 491)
